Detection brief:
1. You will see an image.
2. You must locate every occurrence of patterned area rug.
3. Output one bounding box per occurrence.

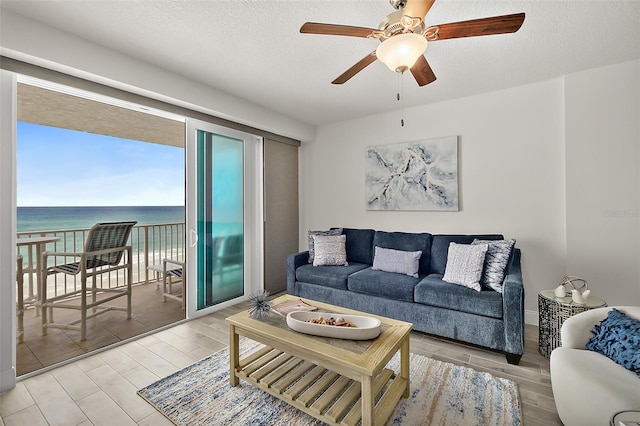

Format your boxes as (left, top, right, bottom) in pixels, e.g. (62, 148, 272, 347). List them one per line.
(138, 340, 522, 425)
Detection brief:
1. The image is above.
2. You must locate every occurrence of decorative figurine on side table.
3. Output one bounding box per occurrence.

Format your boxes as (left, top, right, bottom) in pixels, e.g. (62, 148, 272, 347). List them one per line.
(554, 276, 591, 304)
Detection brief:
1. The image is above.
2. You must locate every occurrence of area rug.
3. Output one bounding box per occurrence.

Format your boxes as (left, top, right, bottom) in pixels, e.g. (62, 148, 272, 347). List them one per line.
(138, 341, 522, 425)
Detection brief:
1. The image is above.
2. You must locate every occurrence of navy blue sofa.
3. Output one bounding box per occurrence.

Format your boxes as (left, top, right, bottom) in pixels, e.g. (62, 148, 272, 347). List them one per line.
(287, 228, 525, 364)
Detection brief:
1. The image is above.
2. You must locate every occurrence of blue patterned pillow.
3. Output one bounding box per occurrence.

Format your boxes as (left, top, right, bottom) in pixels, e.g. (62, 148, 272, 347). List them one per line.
(586, 308, 640, 377)
(472, 239, 515, 293)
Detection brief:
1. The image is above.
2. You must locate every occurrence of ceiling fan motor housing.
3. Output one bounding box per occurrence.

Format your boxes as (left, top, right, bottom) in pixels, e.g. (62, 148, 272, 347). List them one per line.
(377, 10, 425, 41)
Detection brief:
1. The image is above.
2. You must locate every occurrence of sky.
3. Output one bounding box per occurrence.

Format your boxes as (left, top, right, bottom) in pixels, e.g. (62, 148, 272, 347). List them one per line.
(17, 122, 185, 207)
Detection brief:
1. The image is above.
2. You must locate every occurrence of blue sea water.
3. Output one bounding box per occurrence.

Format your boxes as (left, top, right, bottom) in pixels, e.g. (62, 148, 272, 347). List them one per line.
(17, 206, 185, 232)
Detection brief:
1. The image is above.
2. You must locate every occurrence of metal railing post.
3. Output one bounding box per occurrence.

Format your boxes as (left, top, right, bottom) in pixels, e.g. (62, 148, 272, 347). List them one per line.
(144, 226, 150, 285)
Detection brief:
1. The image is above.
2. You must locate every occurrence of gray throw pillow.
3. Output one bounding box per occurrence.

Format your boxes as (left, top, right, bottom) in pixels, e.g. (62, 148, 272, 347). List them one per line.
(442, 242, 488, 291)
(312, 234, 349, 266)
(372, 246, 422, 278)
(472, 239, 516, 293)
(308, 228, 342, 263)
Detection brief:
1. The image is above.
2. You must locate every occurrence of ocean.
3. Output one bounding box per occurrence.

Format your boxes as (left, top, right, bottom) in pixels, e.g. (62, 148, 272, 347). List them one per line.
(17, 206, 185, 232)
(16, 205, 243, 268)
(17, 206, 188, 271)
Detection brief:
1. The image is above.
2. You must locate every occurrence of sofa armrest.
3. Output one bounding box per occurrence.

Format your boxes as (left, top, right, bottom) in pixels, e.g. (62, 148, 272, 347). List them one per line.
(502, 248, 525, 356)
(560, 306, 640, 349)
(287, 251, 309, 295)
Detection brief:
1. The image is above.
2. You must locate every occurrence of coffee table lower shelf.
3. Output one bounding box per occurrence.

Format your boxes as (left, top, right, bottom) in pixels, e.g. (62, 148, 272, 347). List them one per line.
(235, 345, 407, 426)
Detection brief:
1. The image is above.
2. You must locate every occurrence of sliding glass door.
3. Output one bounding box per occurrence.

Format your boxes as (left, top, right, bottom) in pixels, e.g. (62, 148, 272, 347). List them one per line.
(196, 130, 244, 308)
(186, 120, 263, 317)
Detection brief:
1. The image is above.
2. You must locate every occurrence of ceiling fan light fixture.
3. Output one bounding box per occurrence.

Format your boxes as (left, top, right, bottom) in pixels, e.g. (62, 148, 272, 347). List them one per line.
(376, 33, 427, 73)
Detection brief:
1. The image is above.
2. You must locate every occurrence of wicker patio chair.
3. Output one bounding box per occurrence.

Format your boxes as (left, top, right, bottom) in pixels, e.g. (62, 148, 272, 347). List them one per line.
(40, 221, 137, 340)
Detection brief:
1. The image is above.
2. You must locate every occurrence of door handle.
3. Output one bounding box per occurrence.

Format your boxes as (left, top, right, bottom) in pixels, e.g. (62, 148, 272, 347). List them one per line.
(189, 229, 198, 247)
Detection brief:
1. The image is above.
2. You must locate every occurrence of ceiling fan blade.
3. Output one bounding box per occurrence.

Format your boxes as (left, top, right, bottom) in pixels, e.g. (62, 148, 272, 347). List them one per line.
(430, 13, 525, 40)
(410, 55, 437, 86)
(300, 22, 377, 38)
(403, 0, 436, 21)
(332, 52, 378, 84)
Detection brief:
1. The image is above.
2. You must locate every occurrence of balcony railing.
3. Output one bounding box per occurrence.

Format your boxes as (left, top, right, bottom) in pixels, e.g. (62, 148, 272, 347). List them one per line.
(17, 222, 186, 299)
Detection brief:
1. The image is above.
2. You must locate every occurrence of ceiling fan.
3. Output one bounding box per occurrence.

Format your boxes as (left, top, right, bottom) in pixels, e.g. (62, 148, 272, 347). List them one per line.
(300, 0, 525, 86)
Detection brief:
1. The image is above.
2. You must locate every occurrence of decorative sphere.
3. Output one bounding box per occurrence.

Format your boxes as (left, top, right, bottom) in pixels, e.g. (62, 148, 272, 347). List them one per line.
(248, 291, 272, 320)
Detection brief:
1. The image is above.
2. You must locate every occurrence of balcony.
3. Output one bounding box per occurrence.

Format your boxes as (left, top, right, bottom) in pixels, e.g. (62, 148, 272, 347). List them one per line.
(16, 222, 187, 377)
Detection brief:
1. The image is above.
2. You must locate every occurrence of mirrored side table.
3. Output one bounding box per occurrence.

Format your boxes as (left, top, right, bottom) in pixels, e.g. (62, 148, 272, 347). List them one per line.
(538, 290, 606, 358)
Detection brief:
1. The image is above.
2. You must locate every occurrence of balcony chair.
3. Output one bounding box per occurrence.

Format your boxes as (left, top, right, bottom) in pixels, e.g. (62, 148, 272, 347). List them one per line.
(40, 221, 137, 340)
(216, 234, 243, 281)
(161, 258, 184, 308)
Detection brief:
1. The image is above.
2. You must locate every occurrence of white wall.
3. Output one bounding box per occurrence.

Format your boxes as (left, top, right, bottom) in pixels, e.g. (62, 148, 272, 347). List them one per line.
(565, 60, 640, 306)
(300, 62, 640, 318)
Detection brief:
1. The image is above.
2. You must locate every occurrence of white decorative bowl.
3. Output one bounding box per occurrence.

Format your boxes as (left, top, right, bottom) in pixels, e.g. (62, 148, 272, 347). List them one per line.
(286, 311, 382, 340)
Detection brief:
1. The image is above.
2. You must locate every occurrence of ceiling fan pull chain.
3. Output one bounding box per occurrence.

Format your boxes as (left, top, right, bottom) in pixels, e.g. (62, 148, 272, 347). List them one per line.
(402, 72, 405, 126)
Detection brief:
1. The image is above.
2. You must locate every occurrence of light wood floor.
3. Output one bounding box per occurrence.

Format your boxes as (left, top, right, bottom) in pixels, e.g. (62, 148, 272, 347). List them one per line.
(1, 301, 563, 426)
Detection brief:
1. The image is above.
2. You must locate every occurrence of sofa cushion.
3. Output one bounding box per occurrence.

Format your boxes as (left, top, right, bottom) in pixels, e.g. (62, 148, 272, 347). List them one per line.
(347, 268, 421, 302)
(414, 275, 504, 319)
(373, 231, 432, 274)
(296, 263, 370, 290)
(430, 234, 503, 275)
(472, 239, 516, 293)
(308, 228, 342, 263)
(372, 246, 421, 278)
(586, 308, 640, 376)
(342, 228, 376, 265)
(312, 235, 348, 266)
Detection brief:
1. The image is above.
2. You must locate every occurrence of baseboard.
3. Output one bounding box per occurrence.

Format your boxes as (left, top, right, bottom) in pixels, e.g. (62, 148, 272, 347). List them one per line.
(525, 309, 539, 326)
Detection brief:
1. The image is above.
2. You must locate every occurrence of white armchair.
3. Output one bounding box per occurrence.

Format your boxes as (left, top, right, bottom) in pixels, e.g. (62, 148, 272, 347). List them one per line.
(550, 306, 640, 425)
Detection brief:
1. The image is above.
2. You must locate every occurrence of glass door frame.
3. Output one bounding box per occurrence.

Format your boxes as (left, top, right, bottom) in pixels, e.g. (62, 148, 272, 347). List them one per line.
(0, 69, 18, 392)
(185, 119, 264, 319)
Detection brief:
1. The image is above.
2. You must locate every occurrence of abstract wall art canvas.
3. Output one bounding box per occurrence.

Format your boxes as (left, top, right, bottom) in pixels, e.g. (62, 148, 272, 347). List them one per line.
(365, 136, 459, 211)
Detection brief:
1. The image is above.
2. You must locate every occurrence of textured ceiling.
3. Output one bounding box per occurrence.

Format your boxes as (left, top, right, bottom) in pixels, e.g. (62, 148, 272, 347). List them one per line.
(2, 0, 639, 127)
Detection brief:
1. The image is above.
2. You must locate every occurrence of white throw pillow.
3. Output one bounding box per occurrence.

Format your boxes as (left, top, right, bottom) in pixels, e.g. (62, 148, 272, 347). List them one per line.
(307, 228, 342, 263)
(442, 242, 488, 291)
(372, 246, 422, 278)
(312, 234, 349, 266)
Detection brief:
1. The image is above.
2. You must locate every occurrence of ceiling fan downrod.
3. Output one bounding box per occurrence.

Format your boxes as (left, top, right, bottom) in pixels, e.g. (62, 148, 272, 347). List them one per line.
(389, 0, 407, 11)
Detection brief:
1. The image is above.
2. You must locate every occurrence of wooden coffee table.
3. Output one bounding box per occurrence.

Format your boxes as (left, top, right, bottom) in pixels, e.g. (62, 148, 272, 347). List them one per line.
(226, 295, 412, 426)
